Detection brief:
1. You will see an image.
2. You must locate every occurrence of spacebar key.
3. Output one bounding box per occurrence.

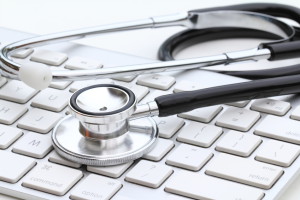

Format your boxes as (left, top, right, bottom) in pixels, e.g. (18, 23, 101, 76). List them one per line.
(206, 153, 283, 189)
(165, 171, 264, 200)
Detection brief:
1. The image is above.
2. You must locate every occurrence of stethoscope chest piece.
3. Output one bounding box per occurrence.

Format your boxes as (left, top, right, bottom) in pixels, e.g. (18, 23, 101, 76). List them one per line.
(52, 84, 158, 166)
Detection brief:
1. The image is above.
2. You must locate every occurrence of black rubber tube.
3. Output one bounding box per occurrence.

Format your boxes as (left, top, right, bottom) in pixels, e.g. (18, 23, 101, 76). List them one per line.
(155, 74, 300, 117)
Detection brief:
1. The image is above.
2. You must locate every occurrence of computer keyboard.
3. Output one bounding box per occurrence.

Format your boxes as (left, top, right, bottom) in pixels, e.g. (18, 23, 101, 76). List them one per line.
(1, 26, 300, 200)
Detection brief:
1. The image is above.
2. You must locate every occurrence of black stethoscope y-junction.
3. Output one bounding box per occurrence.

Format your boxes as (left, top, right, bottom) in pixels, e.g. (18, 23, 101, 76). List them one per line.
(2, 3, 300, 165)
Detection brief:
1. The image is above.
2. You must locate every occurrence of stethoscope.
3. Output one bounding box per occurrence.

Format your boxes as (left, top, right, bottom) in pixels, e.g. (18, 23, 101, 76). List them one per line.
(2, 3, 300, 166)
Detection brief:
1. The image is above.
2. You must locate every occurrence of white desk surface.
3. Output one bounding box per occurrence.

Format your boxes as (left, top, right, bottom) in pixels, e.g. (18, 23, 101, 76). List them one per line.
(1, 0, 300, 199)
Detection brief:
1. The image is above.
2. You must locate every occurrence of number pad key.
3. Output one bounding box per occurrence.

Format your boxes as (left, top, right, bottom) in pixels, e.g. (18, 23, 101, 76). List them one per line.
(216, 108, 260, 131)
(70, 174, 122, 200)
(22, 163, 83, 196)
(13, 132, 53, 158)
(17, 108, 61, 133)
(137, 74, 175, 90)
(177, 122, 222, 147)
(125, 160, 173, 188)
(166, 144, 213, 171)
(255, 140, 300, 167)
(216, 130, 262, 157)
(0, 80, 38, 103)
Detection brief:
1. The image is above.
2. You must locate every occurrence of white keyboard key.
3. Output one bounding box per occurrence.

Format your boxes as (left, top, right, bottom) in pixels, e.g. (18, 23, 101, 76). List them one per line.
(69, 79, 114, 92)
(251, 99, 291, 116)
(255, 115, 300, 144)
(11, 48, 34, 58)
(173, 80, 201, 93)
(0, 76, 7, 87)
(166, 144, 213, 171)
(125, 160, 173, 188)
(0, 99, 27, 124)
(226, 100, 250, 108)
(143, 138, 174, 161)
(50, 81, 72, 90)
(216, 130, 262, 157)
(216, 107, 260, 131)
(290, 105, 300, 120)
(87, 161, 133, 178)
(30, 49, 68, 66)
(31, 88, 71, 112)
(154, 116, 184, 138)
(256, 140, 300, 167)
(17, 108, 61, 133)
(177, 122, 222, 147)
(0, 151, 36, 183)
(127, 84, 149, 102)
(0, 125, 22, 149)
(22, 163, 83, 196)
(137, 74, 175, 90)
(165, 171, 264, 200)
(0, 80, 38, 103)
(13, 132, 53, 158)
(178, 105, 222, 123)
(70, 174, 122, 200)
(113, 75, 136, 82)
(206, 153, 283, 189)
(49, 151, 82, 168)
(65, 56, 103, 70)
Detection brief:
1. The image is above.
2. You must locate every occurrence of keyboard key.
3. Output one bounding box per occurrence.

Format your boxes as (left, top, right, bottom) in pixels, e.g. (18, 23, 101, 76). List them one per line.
(17, 108, 61, 133)
(127, 84, 149, 102)
(13, 132, 53, 158)
(251, 99, 291, 116)
(154, 116, 184, 138)
(0, 80, 38, 103)
(125, 160, 173, 188)
(166, 144, 213, 171)
(178, 105, 222, 123)
(0, 151, 36, 183)
(0, 100, 27, 124)
(173, 80, 201, 93)
(216, 107, 260, 131)
(216, 130, 262, 157)
(165, 171, 264, 200)
(177, 122, 222, 147)
(143, 138, 174, 161)
(11, 48, 34, 58)
(255, 140, 300, 167)
(87, 161, 133, 178)
(70, 174, 122, 200)
(113, 75, 136, 82)
(0, 76, 7, 87)
(69, 79, 114, 92)
(0, 125, 23, 149)
(50, 81, 72, 90)
(226, 100, 250, 108)
(206, 153, 283, 189)
(31, 88, 71, 112)
(30, 49, 68, 66)
(255, 115, 300, 144)
(65, 56, 103, 70)
(137, 74, 175, 90)
(290, 105, 300, 120)
(22, 163, 82, 196)
(49, 151, 82, 168)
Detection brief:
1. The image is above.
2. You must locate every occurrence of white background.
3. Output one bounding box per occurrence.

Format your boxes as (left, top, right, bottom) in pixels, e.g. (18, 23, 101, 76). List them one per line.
(1, 0, 300, 199)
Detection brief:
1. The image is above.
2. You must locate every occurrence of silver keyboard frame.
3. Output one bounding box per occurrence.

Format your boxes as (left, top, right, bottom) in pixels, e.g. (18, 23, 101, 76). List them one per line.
(1, 27, 300, 200)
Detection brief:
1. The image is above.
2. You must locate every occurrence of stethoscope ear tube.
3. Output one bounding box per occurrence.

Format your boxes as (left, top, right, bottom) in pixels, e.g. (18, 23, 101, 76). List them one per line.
(263, 41, 300, 61)
(155, 74, 300, 117)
